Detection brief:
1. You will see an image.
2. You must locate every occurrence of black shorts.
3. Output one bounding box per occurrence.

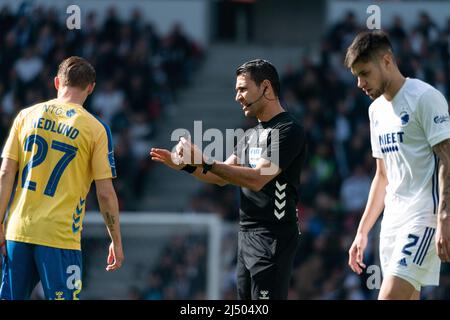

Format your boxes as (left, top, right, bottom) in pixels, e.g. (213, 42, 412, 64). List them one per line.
(236, 226, 299, 300)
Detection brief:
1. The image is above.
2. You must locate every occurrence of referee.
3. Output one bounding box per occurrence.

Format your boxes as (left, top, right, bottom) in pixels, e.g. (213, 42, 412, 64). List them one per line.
(150, 59, 307, 300)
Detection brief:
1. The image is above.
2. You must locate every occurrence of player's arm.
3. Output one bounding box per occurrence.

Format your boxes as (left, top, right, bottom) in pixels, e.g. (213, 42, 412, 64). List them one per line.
(0, 158, 18, 256)
(356, 158, 387, 233)
(150, 147, 233, 186)
(95, 178, 124, 271)
(0, 113, 20, 255)
(349, 158, 387, 274)
(432, 138, 450, 262)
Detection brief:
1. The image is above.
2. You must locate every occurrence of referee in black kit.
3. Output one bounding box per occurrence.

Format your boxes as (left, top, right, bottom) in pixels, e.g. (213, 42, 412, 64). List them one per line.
(150, 59, 307, 300)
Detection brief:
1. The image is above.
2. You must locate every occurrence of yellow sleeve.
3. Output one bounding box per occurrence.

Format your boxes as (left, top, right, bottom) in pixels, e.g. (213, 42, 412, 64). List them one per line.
(92, 122, 117, 180)
(1, 112, 21, 161)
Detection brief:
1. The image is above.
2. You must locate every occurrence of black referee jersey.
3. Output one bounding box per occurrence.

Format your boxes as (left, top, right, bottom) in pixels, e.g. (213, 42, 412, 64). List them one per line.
(234, 111, 307, 231)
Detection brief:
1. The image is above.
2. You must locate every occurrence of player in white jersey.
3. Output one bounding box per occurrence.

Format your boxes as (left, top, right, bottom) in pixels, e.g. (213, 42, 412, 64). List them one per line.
(345, 31, 450, 299)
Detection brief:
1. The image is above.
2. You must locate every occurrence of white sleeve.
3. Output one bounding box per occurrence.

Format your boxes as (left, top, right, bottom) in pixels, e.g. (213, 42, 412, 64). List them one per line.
(417, 88, 450, 147)
(369, 107, 383, 158)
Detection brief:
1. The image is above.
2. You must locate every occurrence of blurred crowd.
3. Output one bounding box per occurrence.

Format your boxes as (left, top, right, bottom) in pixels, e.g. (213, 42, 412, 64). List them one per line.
(0, 3, 204, 210)
(127, 233, 208, 300)
(190, 11, 450, 299)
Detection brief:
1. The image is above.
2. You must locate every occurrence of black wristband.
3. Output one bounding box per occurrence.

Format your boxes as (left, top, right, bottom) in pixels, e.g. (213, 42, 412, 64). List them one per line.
(202, 161, 214, 174)
(181, 164, 197, 173)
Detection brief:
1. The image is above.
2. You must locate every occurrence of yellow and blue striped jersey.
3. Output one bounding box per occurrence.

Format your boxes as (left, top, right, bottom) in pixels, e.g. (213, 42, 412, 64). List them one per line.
(1, 99, 116, 250)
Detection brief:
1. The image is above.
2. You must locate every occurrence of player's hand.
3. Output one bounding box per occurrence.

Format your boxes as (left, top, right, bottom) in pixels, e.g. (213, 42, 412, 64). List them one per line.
(150, 147, 184, 170)
(106, 242, 124, 271)
(348, 232, 367, 274)
(436, 215, 450, 262)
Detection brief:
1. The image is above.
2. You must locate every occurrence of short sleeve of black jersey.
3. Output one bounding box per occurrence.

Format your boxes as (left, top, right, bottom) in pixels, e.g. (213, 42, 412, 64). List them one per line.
(233, 133, 247, 162)
(262, 122, 306, 171)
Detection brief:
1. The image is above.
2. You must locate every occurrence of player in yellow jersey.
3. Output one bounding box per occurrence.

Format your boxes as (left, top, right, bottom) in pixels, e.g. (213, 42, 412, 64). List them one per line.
(0, 56, 124, 300)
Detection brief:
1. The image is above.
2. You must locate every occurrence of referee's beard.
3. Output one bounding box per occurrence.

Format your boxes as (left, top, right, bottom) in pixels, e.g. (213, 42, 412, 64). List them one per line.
(242, 101, 263, 118)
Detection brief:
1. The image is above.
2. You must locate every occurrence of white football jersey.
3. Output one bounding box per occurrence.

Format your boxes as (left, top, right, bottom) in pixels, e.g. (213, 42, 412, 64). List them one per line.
(369, 78, 450, 234)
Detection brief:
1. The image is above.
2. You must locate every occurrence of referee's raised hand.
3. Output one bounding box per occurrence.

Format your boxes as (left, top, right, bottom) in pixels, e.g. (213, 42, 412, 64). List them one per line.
(178, 137, 205, 166)
(150, 147, 185, 170)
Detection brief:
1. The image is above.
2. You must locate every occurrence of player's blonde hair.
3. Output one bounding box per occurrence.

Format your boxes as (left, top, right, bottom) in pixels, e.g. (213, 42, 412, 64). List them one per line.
(57, 56, 96, 89)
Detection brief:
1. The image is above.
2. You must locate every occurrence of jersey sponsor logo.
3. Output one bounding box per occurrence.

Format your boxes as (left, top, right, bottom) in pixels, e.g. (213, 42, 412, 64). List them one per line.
(378, 131, 404, 154)
(381, 145, 399, 153)
(433, 114, 450, 124)
(249, 147, 262, 168)
(43, 104, 64, 115)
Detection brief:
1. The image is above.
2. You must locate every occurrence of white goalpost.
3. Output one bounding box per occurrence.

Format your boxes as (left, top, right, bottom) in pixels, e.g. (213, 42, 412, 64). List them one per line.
(82, 212, 223, 300)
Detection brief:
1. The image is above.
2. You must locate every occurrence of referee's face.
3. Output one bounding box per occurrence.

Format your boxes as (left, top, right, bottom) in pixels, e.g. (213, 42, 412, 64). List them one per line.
(235, 74, 264, 117)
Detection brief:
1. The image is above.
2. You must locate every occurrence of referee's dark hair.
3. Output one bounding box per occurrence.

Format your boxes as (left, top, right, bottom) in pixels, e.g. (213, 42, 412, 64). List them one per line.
(344, 30, 395, 68)
(236, 59, 281, 98)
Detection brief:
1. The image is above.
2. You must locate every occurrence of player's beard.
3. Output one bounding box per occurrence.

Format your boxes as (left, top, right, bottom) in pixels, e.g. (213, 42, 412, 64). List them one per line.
(369, 73, 389, 100)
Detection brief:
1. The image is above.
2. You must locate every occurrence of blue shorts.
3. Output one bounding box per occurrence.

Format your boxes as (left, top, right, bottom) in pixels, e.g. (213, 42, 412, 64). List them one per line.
(0, 240, 82, 300)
